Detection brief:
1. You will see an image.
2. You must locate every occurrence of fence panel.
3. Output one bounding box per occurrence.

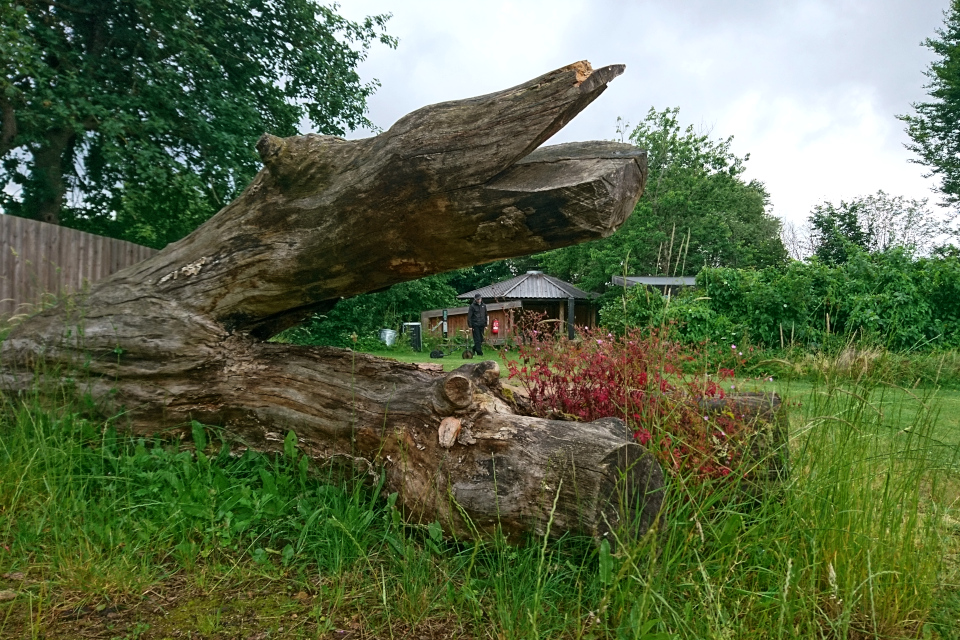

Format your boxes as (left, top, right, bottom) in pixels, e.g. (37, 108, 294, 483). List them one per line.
(0, 215, 158, 318)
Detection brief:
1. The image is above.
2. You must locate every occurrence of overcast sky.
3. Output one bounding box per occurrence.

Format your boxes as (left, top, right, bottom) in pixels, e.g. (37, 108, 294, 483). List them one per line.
(336, 0, 949, 226)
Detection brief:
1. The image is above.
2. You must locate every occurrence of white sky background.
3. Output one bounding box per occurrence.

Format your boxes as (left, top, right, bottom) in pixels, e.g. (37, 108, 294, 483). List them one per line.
(335, 0, 949, 227)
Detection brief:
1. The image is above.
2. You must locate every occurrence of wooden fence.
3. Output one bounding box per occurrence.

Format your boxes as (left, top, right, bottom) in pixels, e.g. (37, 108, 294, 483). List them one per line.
(0, 215, 157, 319)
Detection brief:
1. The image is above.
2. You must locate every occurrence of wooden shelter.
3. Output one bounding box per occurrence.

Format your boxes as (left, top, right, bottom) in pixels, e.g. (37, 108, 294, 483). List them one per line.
(421, 271, 598, 343)
(420, 300, 523, 346)
(611, 275, 697, 296)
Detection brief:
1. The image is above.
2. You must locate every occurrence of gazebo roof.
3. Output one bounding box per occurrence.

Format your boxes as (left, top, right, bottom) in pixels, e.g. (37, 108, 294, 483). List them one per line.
(458, 271, 596, 300)
(611, 275, 697, 287)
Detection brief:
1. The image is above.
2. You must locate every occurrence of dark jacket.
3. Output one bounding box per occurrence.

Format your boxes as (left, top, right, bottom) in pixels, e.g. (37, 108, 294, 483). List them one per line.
(467, 300, 488, 328)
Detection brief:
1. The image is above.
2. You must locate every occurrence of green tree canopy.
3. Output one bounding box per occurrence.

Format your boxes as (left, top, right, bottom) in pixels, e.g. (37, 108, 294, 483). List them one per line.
(0, 0, 394, 248)
(808, 191, 956, 264)
(538, 107, 787, 292)
(900, 0, 960, 207)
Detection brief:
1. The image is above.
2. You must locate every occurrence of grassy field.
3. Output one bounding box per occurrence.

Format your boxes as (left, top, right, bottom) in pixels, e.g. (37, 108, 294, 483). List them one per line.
(2, 362, 960, 638)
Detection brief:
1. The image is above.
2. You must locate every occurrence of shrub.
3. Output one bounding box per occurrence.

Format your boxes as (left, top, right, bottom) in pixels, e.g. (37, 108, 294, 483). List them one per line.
(504, 322, 768, 482)
(283, 274, 459, 348)
(697, 249, 960, 351)
(601, 249, 960, 353)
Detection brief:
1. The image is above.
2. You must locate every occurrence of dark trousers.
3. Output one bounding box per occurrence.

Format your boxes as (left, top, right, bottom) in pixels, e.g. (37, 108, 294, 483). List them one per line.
(471, 325, 485, 355)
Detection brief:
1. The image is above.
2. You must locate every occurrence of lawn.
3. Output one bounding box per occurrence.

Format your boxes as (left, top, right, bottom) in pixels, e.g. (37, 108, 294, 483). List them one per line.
(365, 349, 507, 376)
(2, 354, 960, 638)
(360, 346, 515, 374)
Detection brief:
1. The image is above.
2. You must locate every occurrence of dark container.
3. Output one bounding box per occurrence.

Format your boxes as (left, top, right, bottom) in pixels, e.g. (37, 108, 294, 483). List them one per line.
(403, 322, 422, 352)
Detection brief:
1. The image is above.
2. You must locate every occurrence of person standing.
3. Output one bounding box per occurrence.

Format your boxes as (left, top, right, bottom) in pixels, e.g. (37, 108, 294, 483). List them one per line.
(467, 293, 488, 356)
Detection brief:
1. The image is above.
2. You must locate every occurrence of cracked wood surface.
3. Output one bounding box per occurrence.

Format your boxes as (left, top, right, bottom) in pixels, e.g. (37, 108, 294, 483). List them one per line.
(0, 61, 664, 540)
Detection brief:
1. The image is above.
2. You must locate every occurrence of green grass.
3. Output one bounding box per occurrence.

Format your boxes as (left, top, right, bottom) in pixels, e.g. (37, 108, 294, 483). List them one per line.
(2, 375, 960, 638)
(360, 345, 515, 374)
(762, 378, 960, 449)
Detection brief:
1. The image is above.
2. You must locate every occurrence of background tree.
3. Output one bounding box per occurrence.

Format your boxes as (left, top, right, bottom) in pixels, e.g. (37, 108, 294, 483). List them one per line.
(900, 0, 960, 207)
(808, 191, 956, 264)
(780, 219, 813, 261)
(538, 108, 786, 291)
(287, 274, 461, 348)
(444, 256, 543, 294)
(0, 0, 394, 248)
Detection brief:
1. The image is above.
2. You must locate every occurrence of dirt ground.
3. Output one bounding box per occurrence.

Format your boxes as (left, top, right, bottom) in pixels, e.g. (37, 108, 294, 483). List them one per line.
(0, 572, 473, 640)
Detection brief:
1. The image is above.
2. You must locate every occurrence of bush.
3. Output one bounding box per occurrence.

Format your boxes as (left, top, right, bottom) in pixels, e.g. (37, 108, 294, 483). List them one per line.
(282, 274, 459, 348)
(598, 251, 960, 387)
(504, 323, 772, 482)
(696, 249, 960, 351)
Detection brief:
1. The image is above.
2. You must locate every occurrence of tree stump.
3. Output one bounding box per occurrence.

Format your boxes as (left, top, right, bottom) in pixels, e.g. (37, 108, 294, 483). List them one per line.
(699, 392, 790, 498)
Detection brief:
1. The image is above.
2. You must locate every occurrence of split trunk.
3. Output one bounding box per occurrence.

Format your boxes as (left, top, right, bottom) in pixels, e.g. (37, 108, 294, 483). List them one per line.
(2, 62, 666, 540)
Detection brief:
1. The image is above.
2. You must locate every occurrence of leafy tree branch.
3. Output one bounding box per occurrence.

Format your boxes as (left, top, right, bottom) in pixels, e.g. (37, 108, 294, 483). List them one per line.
(0, 0, 395, 247)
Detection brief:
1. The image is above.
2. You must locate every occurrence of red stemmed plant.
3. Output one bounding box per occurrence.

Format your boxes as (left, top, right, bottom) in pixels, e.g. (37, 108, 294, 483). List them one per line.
(504, 316, 754, 481)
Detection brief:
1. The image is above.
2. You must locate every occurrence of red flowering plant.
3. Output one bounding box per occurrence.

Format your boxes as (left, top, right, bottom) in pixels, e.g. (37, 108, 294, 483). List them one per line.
(503, 315, 757, 482)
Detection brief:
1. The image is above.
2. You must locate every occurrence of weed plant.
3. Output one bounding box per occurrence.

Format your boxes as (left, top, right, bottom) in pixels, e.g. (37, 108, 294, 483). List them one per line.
(1, 375, 959, 637)
(592, 378, 960, 638)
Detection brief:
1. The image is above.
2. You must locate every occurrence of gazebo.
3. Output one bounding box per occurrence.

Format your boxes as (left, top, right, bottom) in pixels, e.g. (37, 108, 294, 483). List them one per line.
(611, 275, 697, 296)
(420, 271, 598, 343)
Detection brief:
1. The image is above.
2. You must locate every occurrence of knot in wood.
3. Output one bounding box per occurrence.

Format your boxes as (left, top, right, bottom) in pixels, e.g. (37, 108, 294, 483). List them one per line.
(256, 134, 284, 161)
(442, 374, 473, 409)
(479, 361, 500, 386)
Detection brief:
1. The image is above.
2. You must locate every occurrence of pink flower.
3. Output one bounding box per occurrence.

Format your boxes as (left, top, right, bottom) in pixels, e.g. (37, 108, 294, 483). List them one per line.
(731, 344, 737, 349)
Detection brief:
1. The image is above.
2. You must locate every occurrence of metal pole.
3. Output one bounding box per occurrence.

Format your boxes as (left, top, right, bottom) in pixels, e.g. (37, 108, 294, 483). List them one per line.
(442, 309, 448, 339)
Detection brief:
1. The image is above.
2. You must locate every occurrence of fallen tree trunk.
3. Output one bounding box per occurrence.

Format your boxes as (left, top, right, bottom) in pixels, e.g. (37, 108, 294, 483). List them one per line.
(0, 61, 664, 541)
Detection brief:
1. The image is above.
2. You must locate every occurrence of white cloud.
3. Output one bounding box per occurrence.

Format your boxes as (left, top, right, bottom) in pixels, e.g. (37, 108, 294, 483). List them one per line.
(337, 0, 950, 224)
(722, 88, 933, 222)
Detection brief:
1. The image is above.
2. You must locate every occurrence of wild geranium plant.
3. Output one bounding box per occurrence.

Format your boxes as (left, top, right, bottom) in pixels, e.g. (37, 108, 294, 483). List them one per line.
(505, 319, 756, 481)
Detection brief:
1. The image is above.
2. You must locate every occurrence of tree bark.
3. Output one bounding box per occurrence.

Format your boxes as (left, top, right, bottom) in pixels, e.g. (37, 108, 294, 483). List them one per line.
(0, 97, 16, 158)
(1, 61, 665, 541)
(26, 127, 76, 225)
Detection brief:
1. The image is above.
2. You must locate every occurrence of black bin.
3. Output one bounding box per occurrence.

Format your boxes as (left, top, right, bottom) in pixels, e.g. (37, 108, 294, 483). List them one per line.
(402, 322, 422, 352)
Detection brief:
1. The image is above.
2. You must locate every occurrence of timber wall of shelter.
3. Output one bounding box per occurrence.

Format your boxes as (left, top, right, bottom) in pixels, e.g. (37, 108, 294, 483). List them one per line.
(0, 215, 157, 319)
(420, 298, 597, 344)
(421, 301, 523, 344)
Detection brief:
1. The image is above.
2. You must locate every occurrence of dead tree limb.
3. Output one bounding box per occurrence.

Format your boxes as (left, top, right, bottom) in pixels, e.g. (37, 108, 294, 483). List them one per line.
(0, 61, 664, 541)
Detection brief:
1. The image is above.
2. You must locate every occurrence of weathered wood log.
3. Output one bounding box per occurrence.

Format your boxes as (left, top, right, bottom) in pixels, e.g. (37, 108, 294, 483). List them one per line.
(0, 61, 663, 541)
(700, 392, 790, 495)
